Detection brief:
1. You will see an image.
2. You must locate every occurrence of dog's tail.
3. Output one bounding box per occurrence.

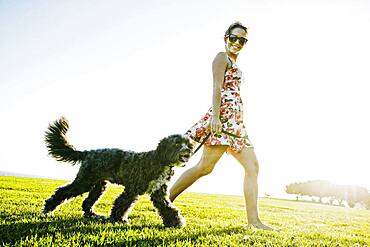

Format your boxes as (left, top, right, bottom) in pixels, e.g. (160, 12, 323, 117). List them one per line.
(45, 117, 86, 165)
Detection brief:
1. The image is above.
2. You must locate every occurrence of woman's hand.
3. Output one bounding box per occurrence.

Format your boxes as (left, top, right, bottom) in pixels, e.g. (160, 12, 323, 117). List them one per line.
(210, 115, 222, 134)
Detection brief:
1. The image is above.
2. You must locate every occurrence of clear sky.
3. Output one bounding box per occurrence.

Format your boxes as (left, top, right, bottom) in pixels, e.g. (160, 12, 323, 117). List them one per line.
(1, 0, 369, 198)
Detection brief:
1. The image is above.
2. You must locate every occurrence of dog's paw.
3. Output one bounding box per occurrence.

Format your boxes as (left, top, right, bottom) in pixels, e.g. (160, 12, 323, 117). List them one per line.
(84, 212, 107, 221)
(40, 206, 54, 217)
(40, 211, 52, 218)
(174, 218, 186, 228)
(164, 217, 186, 228)
(109, 216, 129, 225)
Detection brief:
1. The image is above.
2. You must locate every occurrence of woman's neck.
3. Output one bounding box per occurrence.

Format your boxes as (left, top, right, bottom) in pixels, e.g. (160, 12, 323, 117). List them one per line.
(226, 51, 238, 63)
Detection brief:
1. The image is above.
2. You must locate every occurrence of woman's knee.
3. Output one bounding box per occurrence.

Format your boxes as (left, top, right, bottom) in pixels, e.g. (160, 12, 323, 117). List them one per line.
(232, 148, 259, 176)
(246, 160, 259, 176)
(240, 157, 259, 178)
(195, 145, 226, 177)
(195, 158, 216, 177)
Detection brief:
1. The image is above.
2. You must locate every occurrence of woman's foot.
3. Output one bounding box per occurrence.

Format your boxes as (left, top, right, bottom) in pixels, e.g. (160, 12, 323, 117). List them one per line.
(248, 221, 275, 231)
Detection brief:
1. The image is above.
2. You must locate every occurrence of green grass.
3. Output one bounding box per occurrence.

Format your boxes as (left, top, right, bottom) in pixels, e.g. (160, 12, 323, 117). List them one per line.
(0, 176, 369, 246)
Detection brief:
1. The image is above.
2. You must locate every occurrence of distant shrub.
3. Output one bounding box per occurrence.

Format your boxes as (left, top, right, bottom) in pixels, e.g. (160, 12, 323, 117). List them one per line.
(286, 180, 370, 208)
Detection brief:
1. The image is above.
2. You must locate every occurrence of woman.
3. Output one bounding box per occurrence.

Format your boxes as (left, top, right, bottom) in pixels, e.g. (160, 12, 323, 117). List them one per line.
(169, 22, 273, 230)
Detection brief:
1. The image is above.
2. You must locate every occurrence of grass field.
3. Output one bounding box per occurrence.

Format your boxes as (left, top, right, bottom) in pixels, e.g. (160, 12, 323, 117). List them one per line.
(0, 176, 369, 246)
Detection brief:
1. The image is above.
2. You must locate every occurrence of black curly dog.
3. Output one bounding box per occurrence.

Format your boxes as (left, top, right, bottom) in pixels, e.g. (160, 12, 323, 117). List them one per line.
(41, 117, 193, 228)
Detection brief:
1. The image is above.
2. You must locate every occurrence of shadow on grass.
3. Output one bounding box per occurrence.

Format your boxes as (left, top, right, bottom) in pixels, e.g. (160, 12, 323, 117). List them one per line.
(0, 214, 251, 246)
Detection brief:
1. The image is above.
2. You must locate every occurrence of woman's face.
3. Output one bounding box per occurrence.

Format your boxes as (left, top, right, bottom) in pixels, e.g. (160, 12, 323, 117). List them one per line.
(224, 27, 248, 55)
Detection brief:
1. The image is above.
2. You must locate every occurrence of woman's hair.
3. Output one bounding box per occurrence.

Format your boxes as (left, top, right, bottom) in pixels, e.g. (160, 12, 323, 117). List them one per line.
(225, 22, 248, 36)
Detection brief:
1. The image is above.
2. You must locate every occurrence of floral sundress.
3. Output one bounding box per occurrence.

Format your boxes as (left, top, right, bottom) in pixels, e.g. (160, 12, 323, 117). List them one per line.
(185, 57, 253, 152)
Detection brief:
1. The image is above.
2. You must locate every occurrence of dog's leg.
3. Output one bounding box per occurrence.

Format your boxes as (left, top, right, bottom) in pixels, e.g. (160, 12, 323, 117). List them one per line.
(150, 184, 186, 228)
(42, 180, 93, 215)
(110, 189, 139, 224)
(82, 180, 108, 219)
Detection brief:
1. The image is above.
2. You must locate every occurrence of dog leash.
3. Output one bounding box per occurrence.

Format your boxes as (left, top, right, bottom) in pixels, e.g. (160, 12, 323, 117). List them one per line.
(192, 130, 248, 154)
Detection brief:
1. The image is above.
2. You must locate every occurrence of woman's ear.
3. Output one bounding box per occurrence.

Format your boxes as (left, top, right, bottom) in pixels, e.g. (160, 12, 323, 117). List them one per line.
(224, 36, 228, 43)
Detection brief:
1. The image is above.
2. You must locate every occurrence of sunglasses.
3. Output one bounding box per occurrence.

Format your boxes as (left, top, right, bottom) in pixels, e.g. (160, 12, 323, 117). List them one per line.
(226, 34, 248, 45)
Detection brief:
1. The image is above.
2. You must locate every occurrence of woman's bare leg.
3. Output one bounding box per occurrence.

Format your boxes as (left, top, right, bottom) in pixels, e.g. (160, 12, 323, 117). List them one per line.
(229, 147, 274, 230)
(169, 145, 228, 202)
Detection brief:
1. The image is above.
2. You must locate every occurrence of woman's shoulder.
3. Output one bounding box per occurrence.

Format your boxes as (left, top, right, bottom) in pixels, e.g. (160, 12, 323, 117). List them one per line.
(213, 52, 229, 67)
(214, 51, 228, 61)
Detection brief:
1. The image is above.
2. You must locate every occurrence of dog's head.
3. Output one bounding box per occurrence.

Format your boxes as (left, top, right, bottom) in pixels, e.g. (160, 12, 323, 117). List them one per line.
(156, 134, 194, 167)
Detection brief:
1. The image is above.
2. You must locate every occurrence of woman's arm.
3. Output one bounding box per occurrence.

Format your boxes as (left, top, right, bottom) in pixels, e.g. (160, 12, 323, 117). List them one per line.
(210, 52, 229, 133)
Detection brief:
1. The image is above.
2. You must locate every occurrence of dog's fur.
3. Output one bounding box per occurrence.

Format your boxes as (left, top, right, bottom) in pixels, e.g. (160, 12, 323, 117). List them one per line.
(42, 117, 193, 227)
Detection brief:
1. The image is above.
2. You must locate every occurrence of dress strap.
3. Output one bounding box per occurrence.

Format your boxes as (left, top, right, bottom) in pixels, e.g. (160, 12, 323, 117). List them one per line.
(226, 55, 234, 70)
(227, 56, 233, 64)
